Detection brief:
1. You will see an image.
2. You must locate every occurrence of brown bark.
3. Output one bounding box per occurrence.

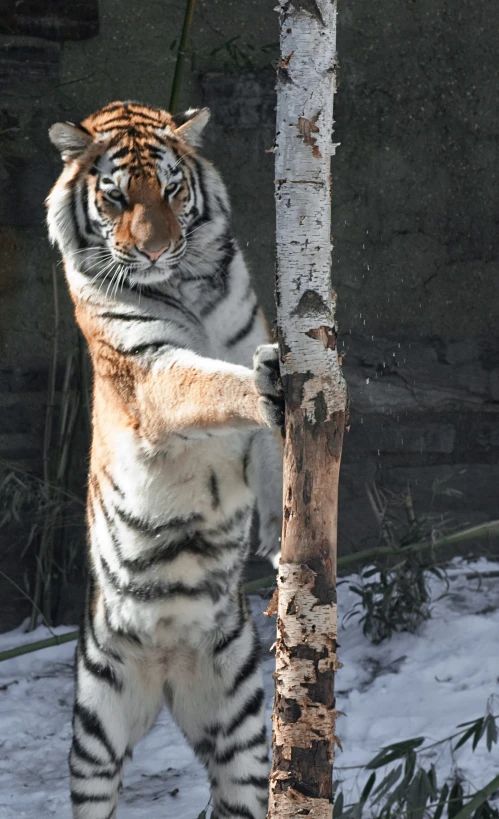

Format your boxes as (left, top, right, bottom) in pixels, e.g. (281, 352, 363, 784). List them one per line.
(268, 405, 345, 818)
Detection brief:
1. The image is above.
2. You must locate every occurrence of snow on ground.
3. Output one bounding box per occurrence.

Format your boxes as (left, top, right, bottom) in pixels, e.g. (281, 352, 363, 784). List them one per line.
(0, 558, 498, 818)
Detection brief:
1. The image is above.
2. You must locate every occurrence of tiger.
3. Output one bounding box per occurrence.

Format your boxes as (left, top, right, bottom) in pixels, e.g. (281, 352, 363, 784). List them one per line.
(45, 100, 284, 819)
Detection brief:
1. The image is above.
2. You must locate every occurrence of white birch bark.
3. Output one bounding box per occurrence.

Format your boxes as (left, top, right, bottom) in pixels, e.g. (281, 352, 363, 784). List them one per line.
(268, 1, 347, 817)
(275, 0, 344, 419)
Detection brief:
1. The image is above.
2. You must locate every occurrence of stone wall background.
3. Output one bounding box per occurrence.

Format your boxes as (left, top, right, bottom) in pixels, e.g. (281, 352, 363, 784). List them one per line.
(0, 0, 498, 628)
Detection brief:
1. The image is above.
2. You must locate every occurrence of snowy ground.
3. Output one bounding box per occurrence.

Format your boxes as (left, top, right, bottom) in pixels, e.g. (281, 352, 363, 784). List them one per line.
(1, 557, 498, 818)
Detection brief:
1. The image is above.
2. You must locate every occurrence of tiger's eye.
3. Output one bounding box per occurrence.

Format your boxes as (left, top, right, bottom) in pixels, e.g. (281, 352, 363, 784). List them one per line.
(165, 182, 180, 200)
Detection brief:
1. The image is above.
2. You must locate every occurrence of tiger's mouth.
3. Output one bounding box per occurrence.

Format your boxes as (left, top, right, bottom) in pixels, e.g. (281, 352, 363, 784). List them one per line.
(125, 246, 188, 286)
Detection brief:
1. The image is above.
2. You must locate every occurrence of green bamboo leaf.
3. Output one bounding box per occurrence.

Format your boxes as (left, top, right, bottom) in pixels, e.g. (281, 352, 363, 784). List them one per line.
(433, 783, 449, 819)
(454, 724, 480, 751)
(349, 586, 366, 597)
(372, 765, 403, 803)
(333, 792, 344, 819)
(452, 775, 499, 819)
(404, 750, 417, 783)
(472, 718, 487, 751)
(366, 738, 425, 770)
(360, 772, 376, 803)
(485, 714, 498, 752)
(427, 765, 438, 799)
(448, 781, 464, 819)
(407, 770, 431, 819)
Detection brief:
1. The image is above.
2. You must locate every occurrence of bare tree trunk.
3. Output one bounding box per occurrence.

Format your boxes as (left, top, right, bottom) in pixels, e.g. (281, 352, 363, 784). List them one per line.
(268, 1, 347, 817)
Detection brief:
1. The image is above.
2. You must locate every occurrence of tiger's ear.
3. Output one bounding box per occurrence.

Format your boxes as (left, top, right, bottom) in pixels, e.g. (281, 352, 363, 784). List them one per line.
(171, 108, 210, 147)
(48, 122, 93, 162)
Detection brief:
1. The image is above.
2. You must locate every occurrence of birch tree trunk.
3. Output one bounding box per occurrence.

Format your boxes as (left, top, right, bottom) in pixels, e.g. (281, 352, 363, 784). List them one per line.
(268, 1, 347, 817)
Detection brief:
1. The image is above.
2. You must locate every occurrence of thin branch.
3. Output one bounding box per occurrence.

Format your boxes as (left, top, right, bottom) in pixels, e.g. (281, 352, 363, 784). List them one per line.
(169, 0, 198, 114)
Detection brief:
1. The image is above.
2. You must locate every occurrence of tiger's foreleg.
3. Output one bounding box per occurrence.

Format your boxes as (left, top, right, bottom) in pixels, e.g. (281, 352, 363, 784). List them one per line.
(166, 599, 269, 819)
(69, 604, 164, 818)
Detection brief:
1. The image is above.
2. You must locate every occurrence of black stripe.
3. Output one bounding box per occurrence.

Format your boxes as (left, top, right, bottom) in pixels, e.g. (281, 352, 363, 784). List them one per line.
(73, 702, 119, 764)
(113, 503, 202, 538)
(205, 505, 251, 537)
(200, 237, 237, 317)
(143, 141, 165, 155)
(98, 311, 161, 323)
(103, 602, 142, 645)
(214, 615, 247, 655)
(194, 738, 216, 759)
(81, 180, 97, 240)
(100, 555, 227, 603)
(195, 159, 212, 223)
(70, 186, 89, 250)
(120, 533, 229, 573)
(224, 688, 265, 736)
(228, 636, 260, 695)
(218, 799, 257, 819)
(91, 485, 124, 564)
(209, 470, 220, 510)
(71, 735, 111, 768)
(99, 102, 126, 114)
(101, 468, 126, 501)
(118, 341, 182, 356)
(71, 791, 111, 805)
(139, 287, 203, 327)
(108, 145, 130, 161)
(78, 631, 122, 691)
(70, 763, 118, 781)
(86, 581, 123, 664)
(215, 727, 267, 766)
(226, 302, 259, 348)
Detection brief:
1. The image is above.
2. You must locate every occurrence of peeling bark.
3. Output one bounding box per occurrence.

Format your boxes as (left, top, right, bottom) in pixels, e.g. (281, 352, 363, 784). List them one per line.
(268, 1, 347, 817)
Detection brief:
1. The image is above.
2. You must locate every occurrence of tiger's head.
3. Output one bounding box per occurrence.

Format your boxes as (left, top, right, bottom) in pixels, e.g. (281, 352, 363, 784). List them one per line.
(46, 101, 221, 287)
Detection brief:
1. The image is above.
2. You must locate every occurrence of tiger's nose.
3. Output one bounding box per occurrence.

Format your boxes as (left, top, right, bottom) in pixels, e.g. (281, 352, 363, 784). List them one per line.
(137, 244, 169, 261)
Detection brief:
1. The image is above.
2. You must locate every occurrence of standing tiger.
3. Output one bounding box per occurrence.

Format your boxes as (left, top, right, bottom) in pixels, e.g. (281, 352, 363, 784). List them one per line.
(46, 100, 283, 819)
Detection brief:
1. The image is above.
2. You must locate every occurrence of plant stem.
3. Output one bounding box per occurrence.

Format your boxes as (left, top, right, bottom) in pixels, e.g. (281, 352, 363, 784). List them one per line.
(0, 630, 79, 662)
(169, 0, 197, 114)
(337, 520, 499, 568)
(240, 520, 499, 594)
(4, 520, 498, 664)
(452, 774, 499, 819)
(29, 265, 60, 631)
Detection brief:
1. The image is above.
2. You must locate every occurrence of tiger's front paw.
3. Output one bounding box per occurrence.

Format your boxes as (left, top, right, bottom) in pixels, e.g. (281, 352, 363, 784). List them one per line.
(253, 344, 284, 429)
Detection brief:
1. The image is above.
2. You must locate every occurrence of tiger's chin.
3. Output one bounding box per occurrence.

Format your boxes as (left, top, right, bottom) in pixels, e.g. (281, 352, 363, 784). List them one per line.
(128, 265, 178, 287)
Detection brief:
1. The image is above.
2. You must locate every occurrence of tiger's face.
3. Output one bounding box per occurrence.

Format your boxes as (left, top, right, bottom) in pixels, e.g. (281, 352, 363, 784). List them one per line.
(47, 101, 212, 287)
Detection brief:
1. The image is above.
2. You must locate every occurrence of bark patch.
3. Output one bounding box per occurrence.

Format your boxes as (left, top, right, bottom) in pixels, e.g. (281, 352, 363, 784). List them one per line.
(298, 114, 322, 158)
(291, 289, 329, 318)
(282, 371, 314, 412)
(292, 0, 325, 26)
(305, 325, 337, 350)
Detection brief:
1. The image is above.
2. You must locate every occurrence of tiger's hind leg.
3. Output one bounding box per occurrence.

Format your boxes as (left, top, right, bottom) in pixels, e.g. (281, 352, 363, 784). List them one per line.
(166, 597, 269, 819)
(69, 602, 164, 818)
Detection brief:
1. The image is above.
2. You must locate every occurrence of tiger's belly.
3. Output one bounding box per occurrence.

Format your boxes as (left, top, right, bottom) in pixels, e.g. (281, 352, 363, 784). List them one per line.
(89, 427, 255, 646)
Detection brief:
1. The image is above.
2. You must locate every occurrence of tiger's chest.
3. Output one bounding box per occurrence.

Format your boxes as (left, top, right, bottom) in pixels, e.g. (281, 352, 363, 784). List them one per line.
(90, 428, 254, 645)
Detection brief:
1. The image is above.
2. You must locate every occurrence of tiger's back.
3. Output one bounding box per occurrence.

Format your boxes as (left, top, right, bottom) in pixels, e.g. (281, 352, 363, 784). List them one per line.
(46, 100, 282, 819)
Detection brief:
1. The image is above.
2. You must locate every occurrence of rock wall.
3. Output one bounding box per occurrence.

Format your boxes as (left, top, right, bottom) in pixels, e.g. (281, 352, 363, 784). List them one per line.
(0, 0, 498, 628)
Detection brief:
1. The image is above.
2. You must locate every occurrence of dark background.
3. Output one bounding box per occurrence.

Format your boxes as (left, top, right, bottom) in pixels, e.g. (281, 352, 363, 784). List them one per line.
(1, 0, 498, 630)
